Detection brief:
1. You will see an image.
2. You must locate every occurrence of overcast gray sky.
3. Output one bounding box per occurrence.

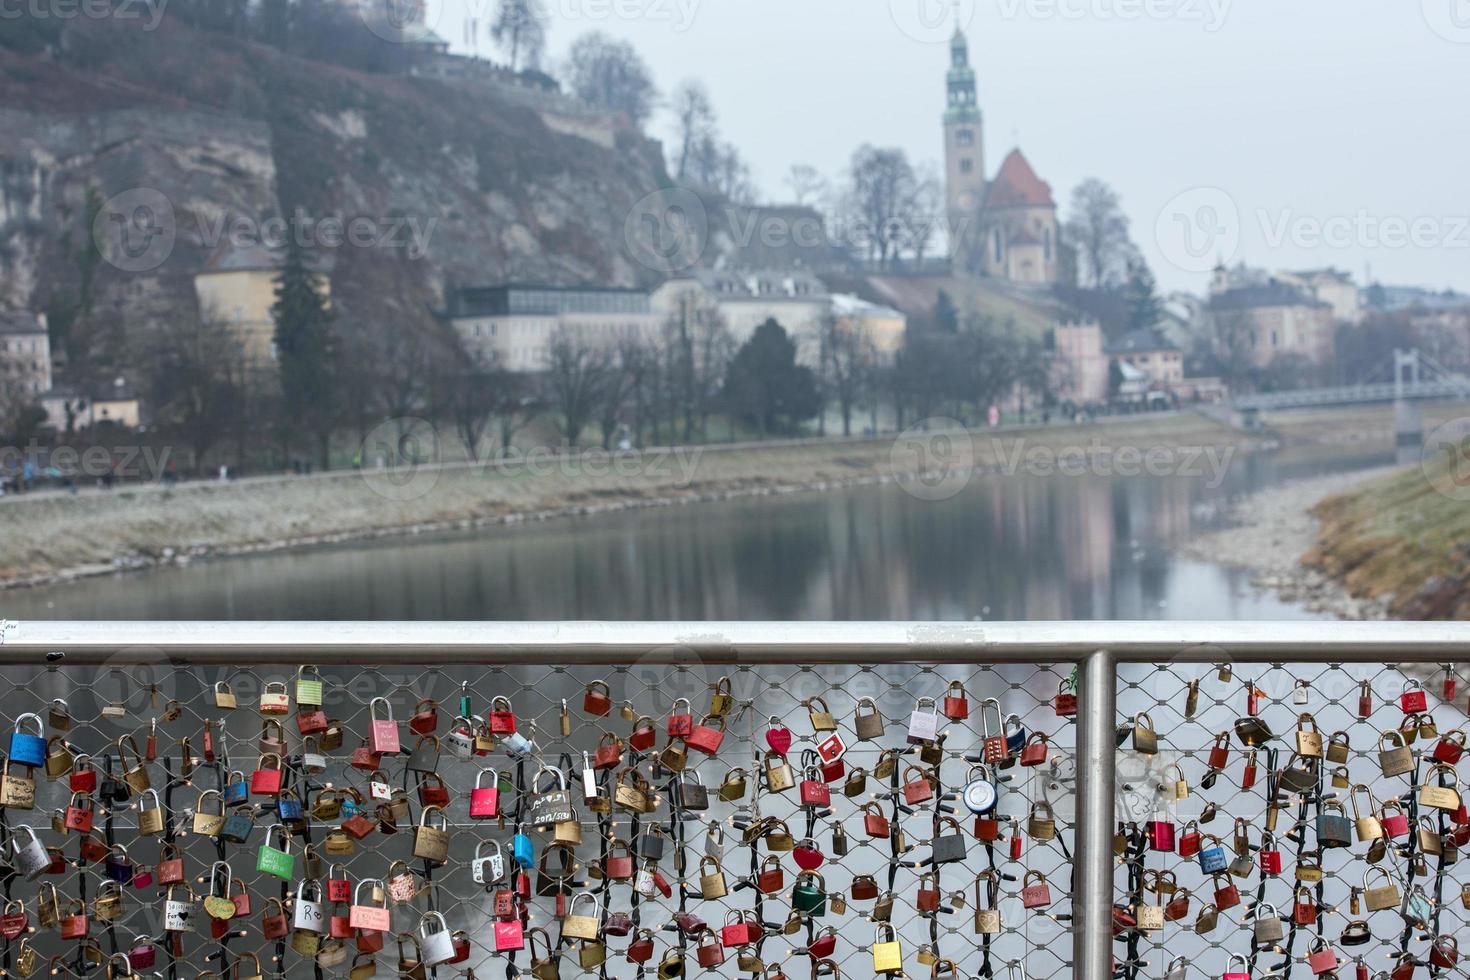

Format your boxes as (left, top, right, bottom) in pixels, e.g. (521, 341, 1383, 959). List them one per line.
(431, 0, 1470, 296)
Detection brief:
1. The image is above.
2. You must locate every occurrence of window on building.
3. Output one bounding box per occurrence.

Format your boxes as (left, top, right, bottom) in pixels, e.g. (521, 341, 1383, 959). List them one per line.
(993, 229, 1003, 263)
(956, 129, 973, 147)
(959, 159, 973, 174)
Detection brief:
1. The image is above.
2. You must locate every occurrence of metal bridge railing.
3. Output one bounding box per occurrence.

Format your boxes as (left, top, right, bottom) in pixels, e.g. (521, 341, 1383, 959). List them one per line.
(2, 621, 1469, 980)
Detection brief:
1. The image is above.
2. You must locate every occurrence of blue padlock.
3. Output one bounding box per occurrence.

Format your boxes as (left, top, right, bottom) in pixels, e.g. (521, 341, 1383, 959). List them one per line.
(341, 794, 362, 818)
(8, 714, 46, 768)
(1004, 715, 1028, 756)
(503, 731, 534, 759)
(222, 772, 249, 806)
(276, 794, 305, 825)
(512, 831, 534, 869)
(1198, 840, 1227, 874)
(105, 845, 133, 884)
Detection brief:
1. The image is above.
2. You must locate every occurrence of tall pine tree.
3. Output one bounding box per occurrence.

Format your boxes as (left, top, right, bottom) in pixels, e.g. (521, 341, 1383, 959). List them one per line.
(271, 237, 338, 467)
(1123, 260, 1164, 335)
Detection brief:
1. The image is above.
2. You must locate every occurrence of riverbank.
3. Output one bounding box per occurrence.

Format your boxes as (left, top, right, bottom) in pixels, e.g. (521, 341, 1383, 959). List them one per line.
(2, 414, 1255, 591)
(1182, 469, 1397, 620)
(1307, 452, 1470, 620)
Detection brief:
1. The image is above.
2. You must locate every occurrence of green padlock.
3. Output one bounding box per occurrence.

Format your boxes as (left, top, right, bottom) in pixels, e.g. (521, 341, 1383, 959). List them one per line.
(256, 824, 296, 880)
(295, 666, 324, 707)
(792, 871, 826, 916)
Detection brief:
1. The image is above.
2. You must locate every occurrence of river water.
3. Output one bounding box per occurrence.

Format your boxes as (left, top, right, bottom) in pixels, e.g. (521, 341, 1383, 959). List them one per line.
(5, 444, 1392, 621)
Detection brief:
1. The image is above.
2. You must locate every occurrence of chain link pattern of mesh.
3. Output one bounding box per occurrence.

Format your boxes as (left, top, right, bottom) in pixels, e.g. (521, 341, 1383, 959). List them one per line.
(1116, 661, 1468, 980)
(0, 659, 1077, 979)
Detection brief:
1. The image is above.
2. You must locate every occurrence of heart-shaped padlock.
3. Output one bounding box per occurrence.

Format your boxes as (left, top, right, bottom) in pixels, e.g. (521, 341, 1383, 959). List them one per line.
(793, 841, 824, 871)
(765, 719, 792, 756)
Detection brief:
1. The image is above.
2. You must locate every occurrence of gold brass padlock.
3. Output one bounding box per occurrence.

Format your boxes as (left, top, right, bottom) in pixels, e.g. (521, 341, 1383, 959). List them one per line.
(764, 752, 794, 793)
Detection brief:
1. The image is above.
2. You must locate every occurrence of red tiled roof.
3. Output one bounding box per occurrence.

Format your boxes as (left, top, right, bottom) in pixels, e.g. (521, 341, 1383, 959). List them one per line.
(985, 149, 1055, 209)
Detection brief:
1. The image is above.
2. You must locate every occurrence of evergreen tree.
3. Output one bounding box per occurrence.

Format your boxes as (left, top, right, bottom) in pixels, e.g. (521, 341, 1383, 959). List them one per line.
(1123, 260, 1164, 334)
(932, 289, 959, 334)
(272, 237, 337, 467)
(722, 319, 820, 436)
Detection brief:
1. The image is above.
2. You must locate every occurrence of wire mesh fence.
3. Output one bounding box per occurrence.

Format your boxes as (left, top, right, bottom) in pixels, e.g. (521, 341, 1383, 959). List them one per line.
(1115, 661, 1469, 980)
(0, 657, 1080, 980)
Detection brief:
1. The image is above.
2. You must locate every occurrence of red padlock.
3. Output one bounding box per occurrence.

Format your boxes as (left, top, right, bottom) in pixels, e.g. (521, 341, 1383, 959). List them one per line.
(942, 681, 970, 720)
(1434, 732, 1466, 765)
(687, 716, 726, 755)
(808, 927, 837, 959)
(583, 681, 612, 717)
(1308, 941, 1338, 976)
(1019, 733, 1049, 767)
(1213, 876, 1240, 910)
(1009, 825, 1023, 861)
(1241, 750, 1258, 790)
(1293, 887, 1316, 926)
(902, 766, 934, 805)
(488, 696, 517, 735)
(1207, 732, 1230, 770)
(1147, 820, 1175, 852)
(1178, 823, 1202, 859)
(800, 774, 831, 808)
(628, 717, 656, 752)
(1054, 680, 1077, 717)
(1358, 680, 1372, 719)
(863, 804, 890, 839)
(1401, 680, 1428, 713)
(250, 754, 284, 796)
(470, 770, 500, 819)
(667, 699, 693, 738)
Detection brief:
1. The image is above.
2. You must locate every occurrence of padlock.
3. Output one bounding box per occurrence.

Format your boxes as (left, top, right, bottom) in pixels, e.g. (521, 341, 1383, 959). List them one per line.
(1019, 731, 1049, 767)
(1420, 762, 1462, 810)
(489, 694, 517, 734)
(256, 824, 295, 880)
(495, 919, 525, 952)
(1223, 953, 1249, 980)
(260, 680, 291, 714)
(668, 697, 693, 737)
(903, 764, 935, 805)
(660, 737, 688, 772)
(1251, 902, 1283, 944)
(0, 757, 35, 809)
(1317, 799, 1352, 847)
(1292, 885, 1317, 926)
(916, 871, 940, 913)
(529, 766, 575, 826)
(853, 696, 885, 739)
(1402, 678, 1428, 712)
(793, 870, 826, 914)
(1308, 939, 1338, 976)
(1020, 870, 1051, 909)
(1212, 873, 1240, 910)
(469, 767, 500, 818)
(698, 855, 728, 899)
(765, 750, 795, 792)
(1028, 800, 1057, 841)
(367, 696, 400, 754)
(350, 880, 391, 932)
(1363, 867, 1400, 911)
(973, 872, 1001, 934)
(931, 816, 966, 864)
(251, 753, 284, 796)
(293, 879, 326, 933)
(163, 885, 193, 933)
(1132, 712, 1159, 754)
(908, 695, 941, 744)
(1379, 729, 1413, 776)
(411, 805, 450, 863)
(941, 680, 970, 719)
(688, 715, 727, 755)
(1296, 712, 1324, 756)
(872, 923, 902, 973)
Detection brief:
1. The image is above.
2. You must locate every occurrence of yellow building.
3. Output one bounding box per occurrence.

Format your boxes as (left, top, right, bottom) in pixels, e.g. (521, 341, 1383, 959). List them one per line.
(193, 243, 331, 364)
(830, 294, 907, 365)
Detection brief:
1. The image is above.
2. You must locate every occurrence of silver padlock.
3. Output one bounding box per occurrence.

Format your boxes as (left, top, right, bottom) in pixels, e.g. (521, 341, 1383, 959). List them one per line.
(473, 840, 505, 885)
(164, 887, 193, 932)
(704, 820, 724, 858)
(12, 825, 50, 879)
(635, 864, 657, 897)
(293, 880, 325, 932)
(419, 911, 456, 966)
(907, 696, 940, 744)
(582, 752, 598, 802)
(446, 718, 476, 758)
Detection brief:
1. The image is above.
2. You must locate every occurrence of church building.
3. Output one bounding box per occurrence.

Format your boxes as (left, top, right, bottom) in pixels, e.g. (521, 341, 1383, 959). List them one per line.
(944, 24, 1061, 285)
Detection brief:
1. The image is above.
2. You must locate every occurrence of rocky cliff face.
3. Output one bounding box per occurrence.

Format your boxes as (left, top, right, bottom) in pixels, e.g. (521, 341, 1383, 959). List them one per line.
(0, 14, 671, 353)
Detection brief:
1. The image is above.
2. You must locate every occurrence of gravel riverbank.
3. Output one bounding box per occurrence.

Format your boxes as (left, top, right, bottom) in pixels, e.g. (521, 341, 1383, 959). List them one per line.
(1182, 468, 1400, 620)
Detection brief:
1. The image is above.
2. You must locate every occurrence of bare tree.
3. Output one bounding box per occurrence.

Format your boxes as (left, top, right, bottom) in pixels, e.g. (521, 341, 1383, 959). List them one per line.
(669, 79, 716, 183)
(490, 0, 547, 71)
(820, 314, 876, 437)
(1064, 177, 1137, 289)
(146, 306, 247, 473)
(784, 165, 828, 207)
(564, 31, 657, 127)
(662, 288, 734, 442)
(844, 145, 920, 269)
(896, 162, 944, 267)
(545, 330, 609, 448)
